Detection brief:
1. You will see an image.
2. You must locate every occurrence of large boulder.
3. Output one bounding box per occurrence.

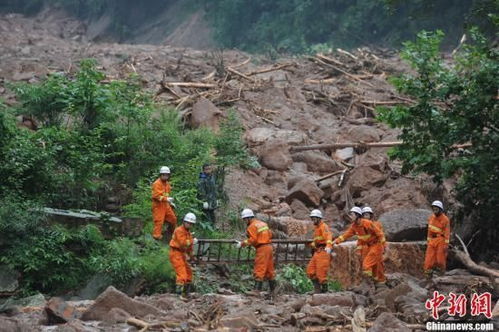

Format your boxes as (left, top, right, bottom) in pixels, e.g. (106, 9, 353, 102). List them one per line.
(368, 312, 410, 332)
(349, 166, 388, 196)
(346, 125, 383, 143)
(379, 209, 432, 241)
(259, 139, 293, 171)
(244, 127, 306, 147)
(81, 286, 161, 321)
(289, 199, 310, 220)
(292, 151, 339, 174)
(190, 97, 222, 131)
(330, 241, 426, 288)
(45, 297, 80, 324)
(286, 178, 324, 207)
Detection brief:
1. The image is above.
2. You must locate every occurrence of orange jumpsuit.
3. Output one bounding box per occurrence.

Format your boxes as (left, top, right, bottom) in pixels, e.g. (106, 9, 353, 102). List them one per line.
(169, 225, 194, 286)
(306, 220, 334, 284)
(242, 219, 275, 281)
(335, 218, 386, 279)
(151, 178, 177, 239)
(424, 213, 451, 274)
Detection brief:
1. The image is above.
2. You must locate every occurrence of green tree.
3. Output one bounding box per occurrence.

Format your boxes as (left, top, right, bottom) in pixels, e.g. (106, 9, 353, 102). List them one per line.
(378, 29, 499, 258)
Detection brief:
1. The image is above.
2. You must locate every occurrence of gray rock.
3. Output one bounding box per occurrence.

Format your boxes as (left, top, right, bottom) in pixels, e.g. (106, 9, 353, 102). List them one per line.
(77, 274, 112, 300)
(0, 293, 46, 313)
(379, 209, 432, 241)
(368, 312, 410, 332)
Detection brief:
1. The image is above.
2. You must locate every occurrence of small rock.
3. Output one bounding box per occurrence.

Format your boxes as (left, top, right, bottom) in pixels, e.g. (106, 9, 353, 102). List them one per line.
(45, 297, 80, 324)
(220, 314, 259, 329)
(286, 178, 324, 207)
(190, 97, 222, 132)
(368, 312, 410, 332)
(335, 147, 354, 161)
(81, 286, 161, 321)
(259, 139, 293, 171)
(309, 292, 354, 307)
(292, 151, 339, 173)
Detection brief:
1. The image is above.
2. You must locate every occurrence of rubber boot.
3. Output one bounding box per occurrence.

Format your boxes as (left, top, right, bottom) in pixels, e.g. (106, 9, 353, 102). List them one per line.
(246, 280, 263, 296)
(312, 279, 321, 294)
(320, 282, 328, 293)
(267, 280, 277, 301)
(180, 284, 189, 301)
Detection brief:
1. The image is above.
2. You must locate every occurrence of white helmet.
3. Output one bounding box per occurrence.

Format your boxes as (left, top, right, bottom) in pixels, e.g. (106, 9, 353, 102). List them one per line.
(350, 206, 363, 215)
(241, 208, 255, 219)
(159, 166, 171, 174)
(310, 209, 323, 218)
(431, 200, 444, 211)
(183, 212, 197, 224)
(362, 207, 373, 214)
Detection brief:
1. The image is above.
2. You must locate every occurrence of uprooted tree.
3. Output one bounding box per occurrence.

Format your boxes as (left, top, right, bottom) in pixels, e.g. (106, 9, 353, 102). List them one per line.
(378, 28, 499, 260)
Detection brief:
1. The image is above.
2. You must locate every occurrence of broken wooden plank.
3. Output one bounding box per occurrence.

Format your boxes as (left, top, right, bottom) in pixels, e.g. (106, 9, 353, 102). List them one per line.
(163, 82, 217, 88)
(246, 62, 295, 76)
(291, 141, 472, 152)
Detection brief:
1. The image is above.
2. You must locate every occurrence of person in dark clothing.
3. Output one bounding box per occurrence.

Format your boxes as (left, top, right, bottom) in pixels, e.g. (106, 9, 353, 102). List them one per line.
(197, 164, 218, 224)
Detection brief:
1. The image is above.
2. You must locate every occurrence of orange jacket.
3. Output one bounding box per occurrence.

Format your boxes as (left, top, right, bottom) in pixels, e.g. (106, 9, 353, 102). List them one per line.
(152, 178, 171, 204)
(243, 219, 272, 247)
(427, 213, 450, 244)
(356, 219, 385, 250)
(311, 220, 334, 249)
(336, 218, 386, 246)
(169, 225, 193, 253)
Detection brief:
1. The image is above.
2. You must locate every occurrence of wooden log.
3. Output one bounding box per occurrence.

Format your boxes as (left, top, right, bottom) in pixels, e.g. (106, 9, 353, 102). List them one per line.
(163, 82, 217, 88)
(452, 248, 499, 279)
(246, 63, 295, 76)
(291, 141, 472, 152)
(226, 67, 255, 82)
(291, 141, 403, 152)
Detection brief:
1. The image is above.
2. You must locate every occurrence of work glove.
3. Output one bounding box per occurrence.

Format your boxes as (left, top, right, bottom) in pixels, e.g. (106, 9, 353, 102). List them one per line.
(325, 247, 332, 254)
(235, 241, 242, 249)
(203, 202, 209, 209)
(193, 238, 198, 245)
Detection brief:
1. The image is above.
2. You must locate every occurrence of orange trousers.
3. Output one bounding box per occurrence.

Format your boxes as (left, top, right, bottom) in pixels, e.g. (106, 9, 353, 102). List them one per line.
(254, 244, 275, 281)
(359, 245, 386, 283)
(362, 243, 384, 280)
(424, 237, 447, 273)
(169, 249, 192, 285)
(306, 249, 331, 284)
(152, 203, 177, 239)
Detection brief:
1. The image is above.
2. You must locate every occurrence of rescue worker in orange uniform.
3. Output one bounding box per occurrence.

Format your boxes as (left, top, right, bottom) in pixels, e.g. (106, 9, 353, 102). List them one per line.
(306, 209, 334, 293)
(151, 166, 177, 240)
(169, 212, 198, 299)
(333, 207, 386, 287)
(235, 209, 276, 296)
(362, 206, 386, 284)
(424, 200, 451, 277)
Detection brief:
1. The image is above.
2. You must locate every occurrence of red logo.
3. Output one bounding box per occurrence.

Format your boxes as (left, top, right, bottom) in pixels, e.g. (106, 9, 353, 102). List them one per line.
(425, 291, 446, 319)
(448, 292, 467, 317)
(470, 292, 492, 319)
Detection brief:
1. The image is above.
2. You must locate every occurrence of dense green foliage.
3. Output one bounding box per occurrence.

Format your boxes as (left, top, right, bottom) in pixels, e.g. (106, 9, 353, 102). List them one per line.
(378, 29, 499, 257)
(0, 60, 250, 295)
(202, 0, 496, 53)
(2, 0, 497, 53)
(0, 196, 173, 295)
(277, 264, 342, 294)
